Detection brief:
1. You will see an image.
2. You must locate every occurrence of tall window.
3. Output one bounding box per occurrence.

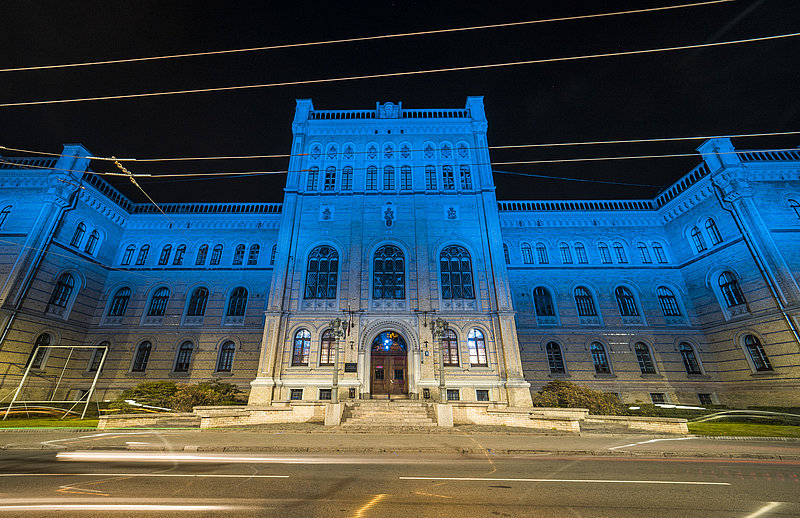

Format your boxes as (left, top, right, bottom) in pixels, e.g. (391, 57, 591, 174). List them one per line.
(70, 222, 86, 247)
(691, 226, 706, 252)
(790, 199, 800, 218)
(373, 245, 405, 299)
(653, 243, 667, 263)
(383, 165, 395, 190)
(575, 243, 588, 264)
(613, 242, 627, 263)
(439, 245, 475, 300)
(88, 343, 107, 372)
(459, 165, 472, 189)
(84, 230, 99, 255)
(158, 244, 172, 265)
(233, 244, 245, 265)
(319, 330, 335, 366)
(174, 341, 193, 372)
(442, 165, 454, 190)
(186, 287, 209, 316)
(29, 333, 50, 369)
(635, 342, 656, 374)
(657, 286, 681, 316)
(425, 165, 437, 190)
(270, 244, 277, 265)
(132, 341, 151, 372)
(546, 341, 565, 374)
(147, 287, 170, 316)
(226, 287, 247, 316)
(744, 335, 772, 372)
(195, 244, 208, 265)
(0, 205, 10, 229)
(173, 244, 186, 265)
(442, 329, 459, 366)
(679, 343, 702, 374)
(307, 166, 319, 190)
(122, 244, 135, 265)
(400, 165, 412, 190)
(533, 287, 555, 317)
(217, 341, 235, 372)
(559, 243, 572, 264)
(135, 245, 150, 265)
(467, 329, 487, 366)
(598, 243, 612, 263)
(591, 342, 610, 374)
(615, 286, 638, 317)
(292, 329, 311, 366)
(719, 271, 746, 307)
(574, 287, 597, 316)
(304, 245, 339, 299)
(341, 166, 353, 190)
(49, 273, 75, 307)
(535, 243, 549, 264)
(210, 244, 223, 265)
(366, 165, 377, 190)
(521, 243, 533, 264)
(637, 243, 651, 263)
(503, 243, 510, 264)
(706, 218, 722, 245)
(108, 287, 131, 316)
(324, 166, 336, 191)
(247, 244, 260, 265)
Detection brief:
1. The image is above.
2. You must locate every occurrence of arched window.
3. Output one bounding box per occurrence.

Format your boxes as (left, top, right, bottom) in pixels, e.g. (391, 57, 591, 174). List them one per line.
(598, 243, 612, 263)
(307, 166, 319, 190)
(135, 245, 149, 265)
(366, 165, 378, 190)
(324, 166, 336, 191)
(503, 243, 510, 264)
(520, 243, 533, 264)
(270, 244, 277, 265)
(559, 243, 572, 264)
(425, 165, 437, 190)
(373, 245, 405, 299)
(653, 243, 667, 263)
(84, 230, 100, 255)
(210, 244, 223, 265)
(744, 335, 772, 372)
(442, 329, 459, 366)
(574, 287, 597, 316)
(636, 243, 651, 263)
(590, 342, 610, 374)
(790, 199, 800, 218)
(195, 244, 208, 265)
(186, 287, 209, 316)
(233, 244, 245, 265)
(0, 205, 10, 229)
(319, 329, 335, 366)
(174, 341, 193, 372)
(535, 243, 549, 264)
(575, 243, 588, 264)
(679, 343, 702, 374)
(634, 342, 656, 374)
(247, 244, 260, 265)
(131, 341, 151, 372)
(400, 165, 412, 190)
(217, 341, 235, 372)
(612, 242, 627, 263)
(442, 165, 455, 190)
(304, 245, 339, 299)
(459, 165, 472, 189)
(49, 273, 74, 307)
(657, 286, 681, 316)
(88, 342, 107, 372)
(173, 244, 186, 265)
(226, 287, 247, 316)
(439, 245, 475, 300)
(341, 166, 353, 190)
(383, 165, 395, 190)
(615, 286, 638, 317)
(533, 287, 556, 317)
(122, 244, 135, 265)
(158, 244, 172, 265)
(108, 287, 131, 316)
(292, 329, 311, 366)
(719, 271, 746, 307)
(29, 333, 50, 369)
(467, 329, 487, 366)
(70, 222, 85, 247)
(546, 341, 565, 374)
(691, 226, 706, 252)
(147, 287, 170, 316)
(706, 218, 723, 245)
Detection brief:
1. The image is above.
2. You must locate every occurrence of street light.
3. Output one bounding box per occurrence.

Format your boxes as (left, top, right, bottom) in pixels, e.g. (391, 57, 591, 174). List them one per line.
(432, 318, 449, 403)
(329, 317, 345, 403)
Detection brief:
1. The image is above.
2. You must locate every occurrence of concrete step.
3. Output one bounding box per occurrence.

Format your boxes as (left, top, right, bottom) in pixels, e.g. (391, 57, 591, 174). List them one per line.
(340, 401, 437, 427)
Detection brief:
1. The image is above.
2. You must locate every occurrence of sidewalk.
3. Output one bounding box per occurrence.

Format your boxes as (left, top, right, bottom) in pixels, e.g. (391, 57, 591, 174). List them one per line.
(1, 426, 799, 460)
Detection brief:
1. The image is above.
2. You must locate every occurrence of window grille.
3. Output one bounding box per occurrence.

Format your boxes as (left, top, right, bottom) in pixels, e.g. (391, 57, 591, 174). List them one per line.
(122, 245, 135, 265)
(591, 342, 610, 373)
(319, 330, 335, 366)
(442, 166, 454, 190)
(29, 334, 50, 369)
(425, 165, 437, 189)
(744, 335, 772, 371)
(533, 287, 555, 317)
(546, 342, 565, 373)
(304, 246, 339, 299)
(366, 166, 377, 190)
(49, 273, 74, 307)
(70, 222, 86, 247)
(613, 242, 627, 263)
(372, 245, 405, 299)
(341, 166, 353, 190)
(536, 243, 549, 264)
(657, 286, 681, 316)
(503, 243, 510, 264)
(307, 166, 319, 190)
(719, 271, 746, 307)
(691, 226, 706, 252)
(653, 243, 667, 263)
(173, 244, 186, 265)
(598, 243, 612, 263)
(559, 243, 572, 264)
(226, 287, 248, 316)
(442, 329, 459, 366)
(459, 165, 472, 189)
(575, 243, 588, 264)
(147, 287, 170, 316)
(521, 243, 533, 264)
(324, 166, 336, 191)
(85, 230, 99, 255)
(292, 329, 311, 366)
(383, 165, 395, 190)
(574, 287, 597, 316)
(247, 244, 259, 265)
(217, 341, 235, 372)
(615, 286, 638, 317)
(186, 287, 209, 316)
(108, 287, 131, 316)
(158, 244, 172, 265)
(635, 342, 656, 373)
(706, 218, 723, 245)
(233, 244, 245, 265)
(135, 245, 150, 265)
(439, 245, 475, 299)
(467, 329, 487, 366)
(132, 341, 151, 372)
(637, 243, 651, 263)
(679, 343, 702, 374)
(400, 165, 411, 190)
(174, 341, 193, 372)
(210, 244, 223, 265)
(195, 244, 208, 265)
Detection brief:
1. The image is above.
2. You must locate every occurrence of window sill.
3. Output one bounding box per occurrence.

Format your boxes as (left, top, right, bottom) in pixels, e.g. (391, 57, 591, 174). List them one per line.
(750, 370, 777, 377)
(548, 372, 570, 378)
(686, 373, 710, 379)
(594, 373, 617, 379)
(640, 373, 663, 379)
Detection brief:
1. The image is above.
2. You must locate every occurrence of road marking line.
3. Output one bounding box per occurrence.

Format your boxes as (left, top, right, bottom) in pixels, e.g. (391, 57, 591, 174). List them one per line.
(743, 502, 782, 518)
(352, 494, 386, 518)
(0, 504, 238, 511)
(399, 476, 730, 485)
(608, 437, 696, 450)
(0, 473, 288, 478)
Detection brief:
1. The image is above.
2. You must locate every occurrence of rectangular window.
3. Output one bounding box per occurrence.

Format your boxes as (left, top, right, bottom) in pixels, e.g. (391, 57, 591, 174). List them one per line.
(319, 388, 332, 401)
(425, 166, 437, 190)
(307, 169, 318, 190)
(341, 167, 353, 190)
(459, 166, 472, 189)
(698, 393, 713, 405)
(88, 348, 104, 372)
(290, 389, 303, 401)
(576, 246, 588, 264)
(400, 166, 412, 190)
(383, 166, 395, 190)
(446, 389, 460, 401)
(366, 166, 377, 190)
(650, 392, 667, 404)
(442, 166, 454, 190)
(324, 168, 336, 191)
(476, 389, 490, 402)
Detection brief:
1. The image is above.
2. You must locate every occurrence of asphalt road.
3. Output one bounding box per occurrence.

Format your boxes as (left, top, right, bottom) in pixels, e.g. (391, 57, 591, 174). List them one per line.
(0, 450, 798, 517)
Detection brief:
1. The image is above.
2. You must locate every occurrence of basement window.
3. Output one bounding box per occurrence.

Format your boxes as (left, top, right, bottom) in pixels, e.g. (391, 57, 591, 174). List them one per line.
(650, 393, 667, 404)
(476, 390, 489, 402)
(319, 389, 332, 401)
(446, 389, 460, 401)
(289, 389, 303, 401)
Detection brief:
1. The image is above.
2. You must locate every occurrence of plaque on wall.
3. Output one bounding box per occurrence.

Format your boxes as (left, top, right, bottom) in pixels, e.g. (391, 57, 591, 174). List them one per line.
(344, 362, 358, 373)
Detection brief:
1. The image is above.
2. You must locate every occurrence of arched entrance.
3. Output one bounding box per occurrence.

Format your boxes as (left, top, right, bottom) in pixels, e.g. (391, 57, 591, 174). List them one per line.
(370, 331, 407, 399)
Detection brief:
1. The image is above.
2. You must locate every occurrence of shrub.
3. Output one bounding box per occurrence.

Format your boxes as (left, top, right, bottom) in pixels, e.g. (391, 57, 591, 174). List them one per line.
(112, 380, 246, 413)
(531, 380, 623, 415)
(116, 381, 178, 409)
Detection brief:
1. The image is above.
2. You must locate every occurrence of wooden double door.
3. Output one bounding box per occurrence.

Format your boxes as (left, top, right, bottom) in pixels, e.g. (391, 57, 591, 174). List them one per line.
(371, 353, 407, 397)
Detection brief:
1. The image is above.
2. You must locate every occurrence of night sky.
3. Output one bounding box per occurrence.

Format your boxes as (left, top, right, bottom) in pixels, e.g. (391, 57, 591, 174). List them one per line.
(2, 0, 798, 204)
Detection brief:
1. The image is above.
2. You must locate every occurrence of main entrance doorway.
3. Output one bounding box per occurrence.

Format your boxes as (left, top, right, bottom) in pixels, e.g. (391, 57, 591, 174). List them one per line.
(370, 331, 407, 398)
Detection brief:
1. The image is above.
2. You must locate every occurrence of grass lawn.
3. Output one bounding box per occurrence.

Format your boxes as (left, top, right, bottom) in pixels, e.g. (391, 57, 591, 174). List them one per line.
(0, 417, 98, 428)
(688, 421, 800, 438)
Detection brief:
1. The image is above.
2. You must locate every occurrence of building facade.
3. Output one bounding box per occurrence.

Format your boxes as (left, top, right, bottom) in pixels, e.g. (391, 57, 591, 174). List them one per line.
(1, 99, 799, 409)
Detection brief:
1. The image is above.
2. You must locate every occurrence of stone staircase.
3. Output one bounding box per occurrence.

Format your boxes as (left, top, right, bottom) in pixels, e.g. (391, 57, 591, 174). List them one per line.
(340, 400, 438, 428)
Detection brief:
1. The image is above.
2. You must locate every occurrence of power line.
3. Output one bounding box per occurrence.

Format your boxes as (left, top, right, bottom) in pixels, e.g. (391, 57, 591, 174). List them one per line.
(2, 31, 797, 108)
(492, 170, 659, 187)
(0, 1, 733, 74)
